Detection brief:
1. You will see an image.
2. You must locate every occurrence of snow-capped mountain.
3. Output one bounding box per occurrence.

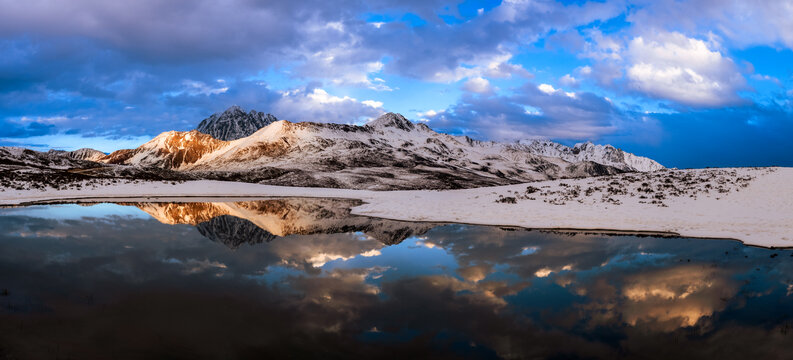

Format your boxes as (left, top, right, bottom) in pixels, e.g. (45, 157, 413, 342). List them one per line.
(515, 140, 664, 172)
(65, 148, 107, 162)
(97, 112, 664, 189)
(196, 105, 278, 141)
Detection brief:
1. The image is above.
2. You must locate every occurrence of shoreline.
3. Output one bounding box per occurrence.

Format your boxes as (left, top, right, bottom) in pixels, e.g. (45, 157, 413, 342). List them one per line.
(8, 194, 788, 250)
(1, 167, 791, 248)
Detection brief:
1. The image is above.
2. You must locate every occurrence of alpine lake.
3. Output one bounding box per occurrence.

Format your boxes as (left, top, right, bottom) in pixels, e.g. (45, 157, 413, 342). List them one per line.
(0, 198, 791, 359)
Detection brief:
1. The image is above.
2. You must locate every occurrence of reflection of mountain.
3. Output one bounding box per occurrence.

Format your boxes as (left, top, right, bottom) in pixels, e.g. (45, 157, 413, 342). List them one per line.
(195, 215, 277, 249)
(122, 198, 435, 248)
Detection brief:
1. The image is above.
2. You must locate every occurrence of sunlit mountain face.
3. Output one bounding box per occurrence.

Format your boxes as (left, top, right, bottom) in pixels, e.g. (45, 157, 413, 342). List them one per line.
(0, 200, 791, 359)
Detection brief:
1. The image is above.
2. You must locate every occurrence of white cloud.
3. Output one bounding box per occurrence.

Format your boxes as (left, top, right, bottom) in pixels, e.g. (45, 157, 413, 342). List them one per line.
(750, 73, 782, 86)
(625, 32, 746, 107)
(297, 42, 392, 91)
(462, 77, 493, 94)
(181, 80, 229, 96)
(537, 83, 575, 98)
(361, 100, 383, 108)
(17, 116, 71, 124)
(580, 29, 623, 61)
(273, 87, 383, 124)
(304, 88, 354, 104)
(538, 83, 556, 94)
(628, 0, 793, 50)
(161, 80, 230, 98)
(429, 52, 531, 83)
(559, 74, 579, 87)
(416, 109, 443, 122)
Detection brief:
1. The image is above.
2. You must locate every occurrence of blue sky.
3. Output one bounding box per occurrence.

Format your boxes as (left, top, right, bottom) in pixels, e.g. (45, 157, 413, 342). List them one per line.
(0, 0, 791, 168)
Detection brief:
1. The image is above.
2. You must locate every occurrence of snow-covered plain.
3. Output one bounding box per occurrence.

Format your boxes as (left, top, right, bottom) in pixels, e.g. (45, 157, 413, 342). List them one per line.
(1, 167, 791, 248)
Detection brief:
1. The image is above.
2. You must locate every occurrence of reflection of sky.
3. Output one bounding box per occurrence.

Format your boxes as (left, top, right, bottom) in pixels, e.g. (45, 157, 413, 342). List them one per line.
(323, 236, 458, 284)
(0, 203, 792, 358)
(0, 203, 149, 220)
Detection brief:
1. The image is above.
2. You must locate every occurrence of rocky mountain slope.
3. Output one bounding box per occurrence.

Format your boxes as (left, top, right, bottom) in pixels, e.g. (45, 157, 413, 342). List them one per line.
(0, 147, 101, 169)
(65, 148, 107, 162)
(196, 105, 278, 141)
(96, 112, 663, 189)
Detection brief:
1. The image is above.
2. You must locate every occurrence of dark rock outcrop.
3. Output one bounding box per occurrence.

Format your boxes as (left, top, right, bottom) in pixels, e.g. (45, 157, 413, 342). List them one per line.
(196, 105, 278, 141)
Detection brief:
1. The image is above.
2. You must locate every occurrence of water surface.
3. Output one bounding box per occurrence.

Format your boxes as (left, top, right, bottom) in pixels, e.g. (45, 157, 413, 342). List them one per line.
(0, 198, 791, 359)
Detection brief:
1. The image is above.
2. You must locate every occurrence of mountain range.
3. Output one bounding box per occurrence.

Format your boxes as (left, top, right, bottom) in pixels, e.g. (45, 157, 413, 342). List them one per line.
(1, 106, 664, 190)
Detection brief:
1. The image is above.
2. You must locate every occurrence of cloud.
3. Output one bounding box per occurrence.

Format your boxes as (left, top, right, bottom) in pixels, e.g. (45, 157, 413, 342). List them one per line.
(624, 32, 747, 107)
(0, 133, 154, 152)
(559, 74, 579, 87)
(168, 80, 230, 97)
(0, 0, 611, 92)
(0, 0, 619, 143)
(273, 87, 384, 124)
(0, 120, 57, 138)
(0, 77, 384, 146)
(627, 0, 793, 50)
(425, 81, 624, 141)
(462, 77, 493, 94)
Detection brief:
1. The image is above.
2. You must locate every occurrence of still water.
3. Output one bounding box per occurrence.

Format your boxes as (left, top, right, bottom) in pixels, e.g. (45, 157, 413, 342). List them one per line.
(0, 198, 791, 359)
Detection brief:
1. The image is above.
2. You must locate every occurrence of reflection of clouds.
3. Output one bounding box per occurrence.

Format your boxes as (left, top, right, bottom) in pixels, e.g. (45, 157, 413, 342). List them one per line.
(573, 265, 740, 331)
(272, 235, 384, 271)
(387, 275, 529, 309)
(534, 264, 573, 278)
(535, 267, 553, 277)
(457, 264, 493, 283)
(2, 209, 793, 359)
(621, 266, 738, 328)
(417, 239, 441, 249)
(164, 258, 228, 275)
(306, 249, 381, 268)
(14, 230, 82, 238)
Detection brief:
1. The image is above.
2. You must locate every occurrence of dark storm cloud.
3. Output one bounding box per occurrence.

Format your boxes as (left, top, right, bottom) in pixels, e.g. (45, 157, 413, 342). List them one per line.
(0, 0, 628, 137)
(0, 121, 56, 138)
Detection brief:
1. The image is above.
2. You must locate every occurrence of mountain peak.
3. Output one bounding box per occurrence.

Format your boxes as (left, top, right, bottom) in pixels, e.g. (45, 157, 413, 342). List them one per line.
(197, 106, 278, 141)
(222, 105, 244, 114)
(367, 112, 415, 131)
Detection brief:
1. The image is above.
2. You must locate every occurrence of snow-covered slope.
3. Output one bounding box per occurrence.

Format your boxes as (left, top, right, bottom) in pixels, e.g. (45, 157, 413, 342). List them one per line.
(67, 148, 106, 162)
(0, 147, 100, 169)
(98, 113, 663, 189)
(101, 130, 227, 169)
(515, 140, 664, 172)
(196, 105, 278, 141)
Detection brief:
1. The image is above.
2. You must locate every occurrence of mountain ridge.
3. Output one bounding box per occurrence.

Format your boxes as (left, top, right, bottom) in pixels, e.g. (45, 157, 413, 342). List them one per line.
(94, 112, 663, 189)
